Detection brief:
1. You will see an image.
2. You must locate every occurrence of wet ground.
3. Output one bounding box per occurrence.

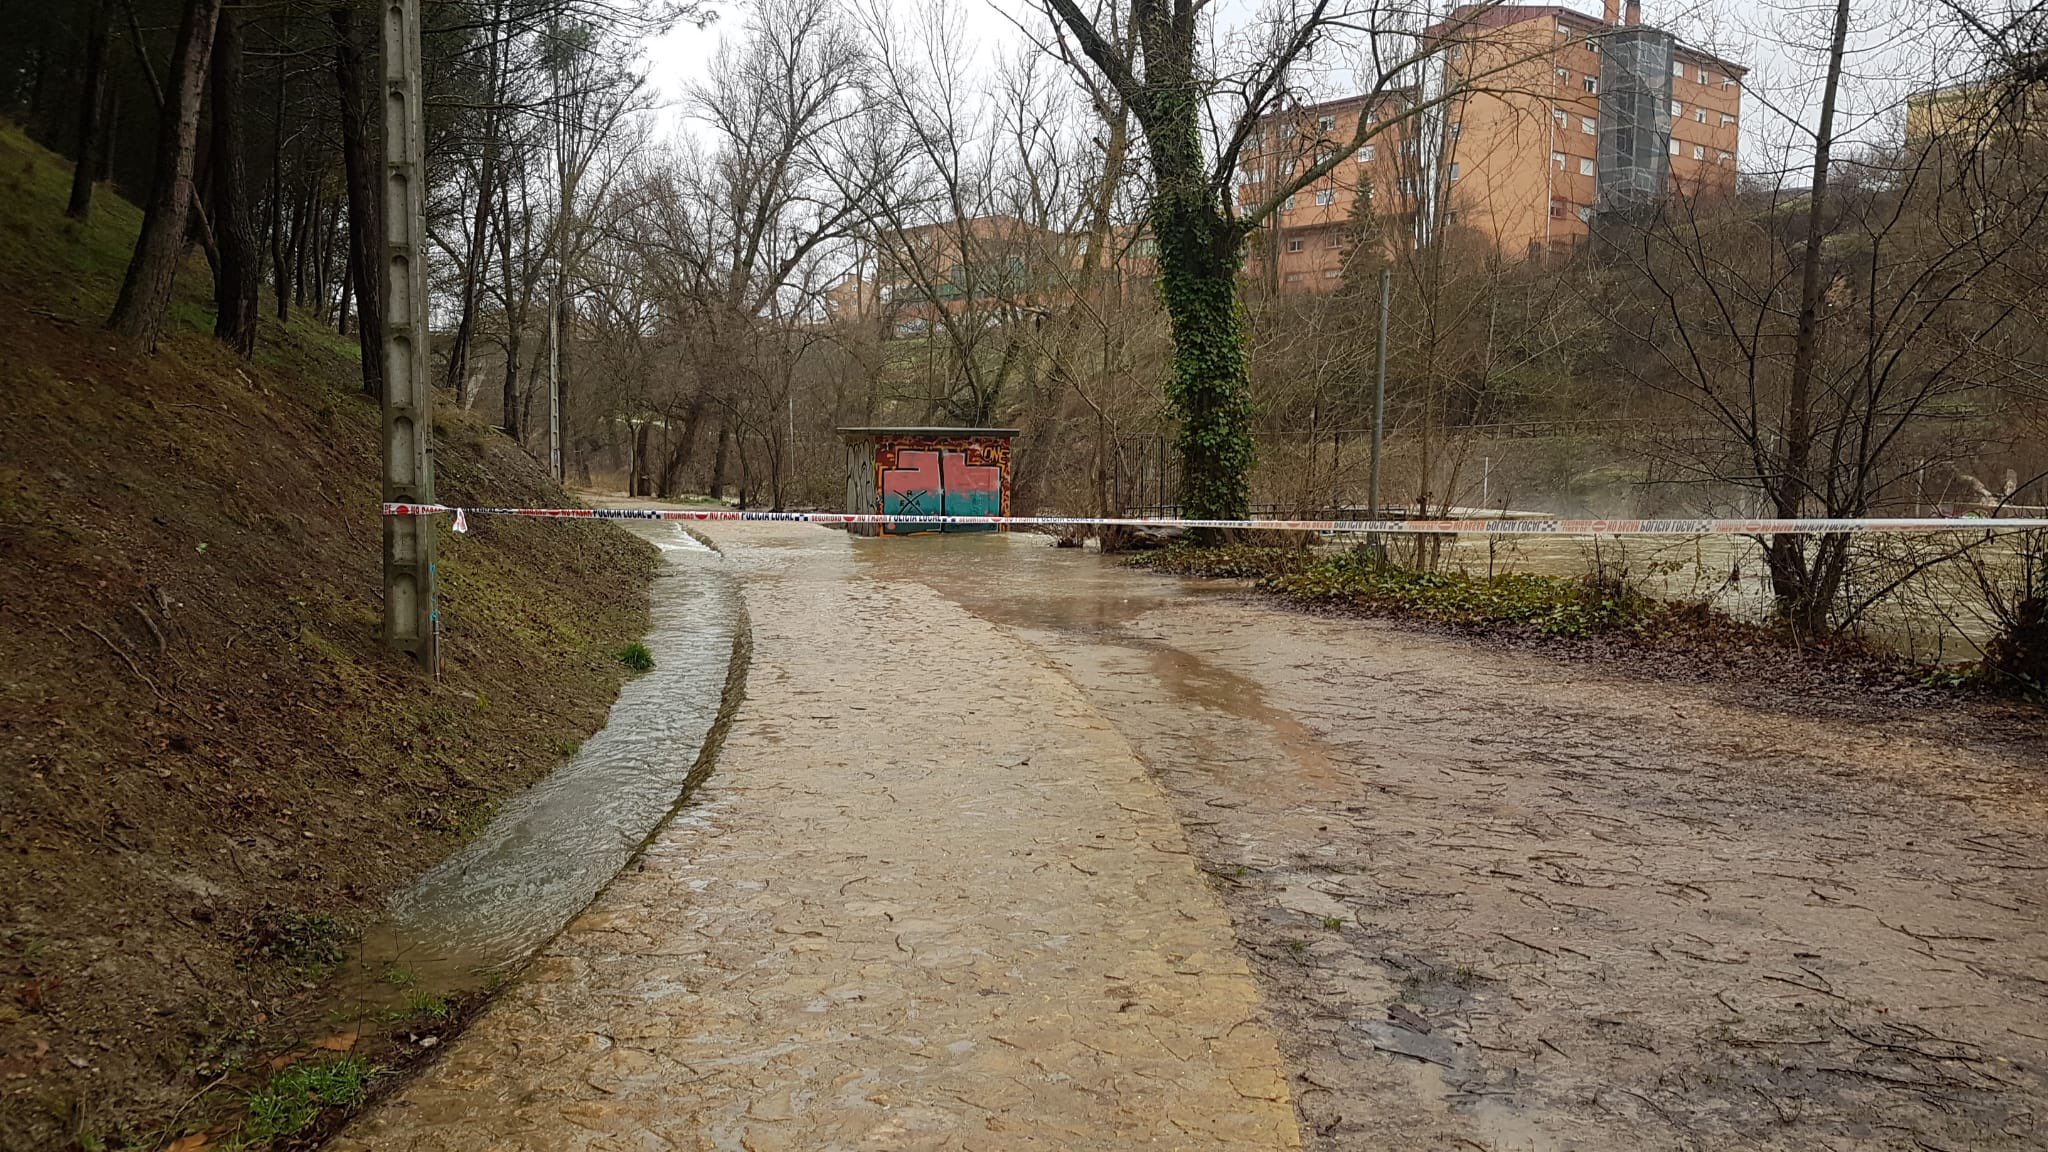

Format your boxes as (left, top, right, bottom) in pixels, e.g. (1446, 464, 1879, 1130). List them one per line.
(866, 532, 2048, 1151)
(332, 523, 1299, 1150)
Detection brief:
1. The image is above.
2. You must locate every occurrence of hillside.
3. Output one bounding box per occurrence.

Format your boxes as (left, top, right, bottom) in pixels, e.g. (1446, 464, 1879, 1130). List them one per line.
(0, 125, 658, 1147)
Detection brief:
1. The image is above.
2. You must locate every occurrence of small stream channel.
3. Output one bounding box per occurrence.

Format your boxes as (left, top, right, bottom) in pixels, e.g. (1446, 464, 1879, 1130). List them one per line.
(352, 522, 743, 996)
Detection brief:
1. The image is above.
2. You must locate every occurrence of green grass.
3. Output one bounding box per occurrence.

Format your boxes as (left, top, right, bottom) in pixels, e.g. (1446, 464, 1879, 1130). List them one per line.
(1132, 545, 1661, 638)
(244, 1057, 372, 1142)
(617, 642, 655, 672)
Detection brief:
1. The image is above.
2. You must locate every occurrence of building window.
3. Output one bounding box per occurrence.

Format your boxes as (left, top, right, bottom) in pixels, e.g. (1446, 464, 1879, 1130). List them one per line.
(1693, 144, 1705, 159)
(1553, 108, 1568, 127)
(1315, 187, 1335, 206)
(1583, 76, 1598, 94)
(1577, 205, 1593, 223)
(1359, 145, 1376, 162)
(1398, 177, 1417, 196)
(1280, 158, 1297, 175)
(1318, 114, 1335, 133)
(1669, 137, 1680, 156)
(1557, 21, 1572, 37)
(1673, 60, 1686, 78)
(1551, 151, 1566, 170)
(1549, 199, 1568, 219)
(1245, 131, 1262, 152)
(1695, 107, 1708, 123)
(1579, 157, 1594, 176)
(1556, 67, 1570, 82)
(1316, 150, 1334, 165)
(1283, 194, 1297, 211)
(1323, 268, 1343, 279)
(1284, 271, 1305, 284)
(1327, 236, 1344, 249)
(1722, 76, 1736, 89)
(1286, 238, 1304, 253)
(1581, 115, 1596, 134)
(1671, 99, 1683, 116)
(1717, 150, 1732, 163)
(1448, 162, 1462, 181)
(1279, 123, 1296, 139)
(1698, 67, 1709, 83)
(1450, 121, 1463, 138)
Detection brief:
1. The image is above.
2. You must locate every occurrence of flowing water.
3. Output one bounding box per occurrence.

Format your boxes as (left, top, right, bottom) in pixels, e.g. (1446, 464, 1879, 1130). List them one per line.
(356, 522, 742, 991)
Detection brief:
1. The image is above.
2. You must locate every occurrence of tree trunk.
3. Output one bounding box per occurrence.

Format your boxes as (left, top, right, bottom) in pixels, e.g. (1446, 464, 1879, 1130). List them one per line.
(207, 5, 258, 357)
(67, 0, 113, 220)
(709, 415, 732, 499)
(443, 159, 494, 406)
(266, 71, 288, 321)
(336, 249, 353, 335)
(631, 420, 652, 497)
(1145, 121, 1256, 524)
(331, 3, 382, 399)
(107, 0, 223, 354)
(444, 0, 505, 405)
(289, 179, 310, 308)
(496, 173, 523, 445)
(1766, 0, 1852, 633)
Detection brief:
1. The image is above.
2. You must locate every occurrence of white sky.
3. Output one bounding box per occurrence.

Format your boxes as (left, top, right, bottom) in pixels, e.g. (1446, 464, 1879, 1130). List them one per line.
(634, 0, 1986, 178)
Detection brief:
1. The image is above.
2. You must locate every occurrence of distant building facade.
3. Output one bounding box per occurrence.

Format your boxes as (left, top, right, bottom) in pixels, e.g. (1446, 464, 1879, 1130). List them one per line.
(1430, 0, 1745, 257)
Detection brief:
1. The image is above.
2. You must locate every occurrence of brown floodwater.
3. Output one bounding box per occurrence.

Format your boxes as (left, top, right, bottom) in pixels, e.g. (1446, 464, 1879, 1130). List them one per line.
(852, 529, 2048, 1151)
(341, 522, 742, 1005)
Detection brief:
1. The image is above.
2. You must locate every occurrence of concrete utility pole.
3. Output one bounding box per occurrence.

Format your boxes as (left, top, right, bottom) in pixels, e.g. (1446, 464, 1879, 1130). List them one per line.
(381, 0, 438, 673)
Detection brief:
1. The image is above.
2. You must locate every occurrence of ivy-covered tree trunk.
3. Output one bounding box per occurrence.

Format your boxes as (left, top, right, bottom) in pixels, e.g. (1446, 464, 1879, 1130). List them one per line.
(1136, 74, 1254, 523)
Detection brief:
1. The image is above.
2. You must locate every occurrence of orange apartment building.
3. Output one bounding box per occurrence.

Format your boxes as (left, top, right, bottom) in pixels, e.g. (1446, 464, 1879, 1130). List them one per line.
(1236, 91, 1423, 292)
(1433, 0, 1744, 256)
(1238, 0, 1744, 281)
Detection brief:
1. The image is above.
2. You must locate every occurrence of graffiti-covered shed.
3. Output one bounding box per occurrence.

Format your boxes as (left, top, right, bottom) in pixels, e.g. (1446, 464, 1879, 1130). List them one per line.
(841, 427, 1017, 535)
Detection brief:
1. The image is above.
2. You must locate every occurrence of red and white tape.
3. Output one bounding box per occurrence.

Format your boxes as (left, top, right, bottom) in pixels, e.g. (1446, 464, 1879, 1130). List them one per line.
(384, 504, 2048, 536)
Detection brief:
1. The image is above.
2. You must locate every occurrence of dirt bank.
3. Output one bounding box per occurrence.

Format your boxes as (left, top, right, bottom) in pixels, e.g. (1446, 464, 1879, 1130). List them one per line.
(0, 124, 657, 1147)
(882, 535, 2048, 1151)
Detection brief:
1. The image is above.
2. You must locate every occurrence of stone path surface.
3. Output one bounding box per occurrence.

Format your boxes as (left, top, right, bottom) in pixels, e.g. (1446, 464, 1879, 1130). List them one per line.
(333, 521, 1299, 1151)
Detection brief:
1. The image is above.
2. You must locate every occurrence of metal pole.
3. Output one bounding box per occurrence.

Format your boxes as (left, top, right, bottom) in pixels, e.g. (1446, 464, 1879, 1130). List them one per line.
(548, 294, 561, 480)
(1368, 266, 1391, 518)
(381, 0, 437, 674)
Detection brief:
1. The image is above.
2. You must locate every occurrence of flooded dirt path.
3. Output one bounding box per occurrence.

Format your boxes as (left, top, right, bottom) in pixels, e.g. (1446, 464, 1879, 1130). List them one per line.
(870, 534, 2048, 1152)
(332, 523, 1298, 1151)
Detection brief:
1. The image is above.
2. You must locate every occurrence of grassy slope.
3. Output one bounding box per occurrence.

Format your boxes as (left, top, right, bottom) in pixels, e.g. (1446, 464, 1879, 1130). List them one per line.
(0, 125, 657, 1147)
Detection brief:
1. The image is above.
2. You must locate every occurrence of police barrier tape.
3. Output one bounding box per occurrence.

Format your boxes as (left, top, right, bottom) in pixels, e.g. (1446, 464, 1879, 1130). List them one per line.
(383, 503, 2048, 537)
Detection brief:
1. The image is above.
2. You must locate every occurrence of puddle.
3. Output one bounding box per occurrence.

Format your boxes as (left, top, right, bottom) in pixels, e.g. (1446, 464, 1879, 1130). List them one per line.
(358, 522, 742, 989)
(854, 532, 1344, 782)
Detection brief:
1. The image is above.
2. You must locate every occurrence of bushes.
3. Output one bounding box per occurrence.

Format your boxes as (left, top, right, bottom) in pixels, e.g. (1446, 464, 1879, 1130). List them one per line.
(1132, 545, 1663, 637)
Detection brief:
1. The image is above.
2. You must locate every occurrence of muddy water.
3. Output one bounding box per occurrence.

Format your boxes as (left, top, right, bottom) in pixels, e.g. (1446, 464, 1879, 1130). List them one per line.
(360, 523, 741, 987)
(857, 532, 2048, 1152)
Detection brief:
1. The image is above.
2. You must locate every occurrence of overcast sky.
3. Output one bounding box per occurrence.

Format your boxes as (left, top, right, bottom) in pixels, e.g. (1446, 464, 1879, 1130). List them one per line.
(633, 0, 1985, 177)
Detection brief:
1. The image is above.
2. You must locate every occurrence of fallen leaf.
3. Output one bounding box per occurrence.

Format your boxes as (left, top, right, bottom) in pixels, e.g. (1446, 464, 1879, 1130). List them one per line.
(310, 1031, 359, 1052)
(31, 1041, 47, 1059)
(166, 1133, 210, 1152)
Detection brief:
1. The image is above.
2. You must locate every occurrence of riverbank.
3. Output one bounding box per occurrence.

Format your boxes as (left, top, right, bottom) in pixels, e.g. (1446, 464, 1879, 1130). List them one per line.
(1129, 543, 2038, 709)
